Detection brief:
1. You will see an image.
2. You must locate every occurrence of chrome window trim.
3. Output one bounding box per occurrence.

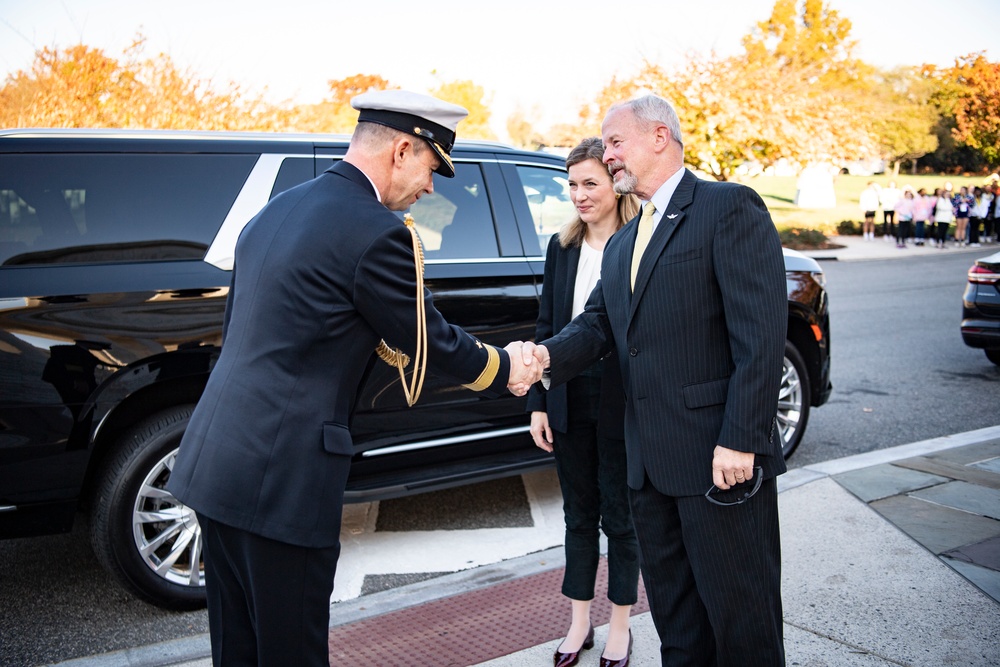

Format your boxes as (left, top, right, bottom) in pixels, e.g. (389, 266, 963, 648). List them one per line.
(205, 154, 558, 272)
(492, 158, 566, 167)
(361, 425, 531, 457)
(204, 153, 291, 271)
(426, 256, 537, 265)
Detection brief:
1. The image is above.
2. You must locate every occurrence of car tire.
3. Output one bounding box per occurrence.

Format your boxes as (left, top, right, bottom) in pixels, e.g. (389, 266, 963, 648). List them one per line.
(986, 349, 1000, 366)
(89, 405, 205, 610)
(777, 341, 811, 460)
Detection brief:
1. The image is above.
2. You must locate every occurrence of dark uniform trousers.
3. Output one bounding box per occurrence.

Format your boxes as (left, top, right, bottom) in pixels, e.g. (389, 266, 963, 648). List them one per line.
(199, 515, 340, 667)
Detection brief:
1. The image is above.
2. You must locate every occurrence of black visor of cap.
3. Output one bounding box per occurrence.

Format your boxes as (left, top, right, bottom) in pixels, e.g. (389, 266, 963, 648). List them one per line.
(357, 109, 456, 177)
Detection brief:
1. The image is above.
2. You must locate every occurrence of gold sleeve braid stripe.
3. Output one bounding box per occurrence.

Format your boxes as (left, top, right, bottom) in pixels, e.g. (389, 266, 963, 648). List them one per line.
(462, 344, 500, 392)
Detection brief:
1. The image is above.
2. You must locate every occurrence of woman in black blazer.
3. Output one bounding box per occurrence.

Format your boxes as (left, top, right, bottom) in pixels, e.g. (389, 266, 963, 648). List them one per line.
(527, 138, 641, 667)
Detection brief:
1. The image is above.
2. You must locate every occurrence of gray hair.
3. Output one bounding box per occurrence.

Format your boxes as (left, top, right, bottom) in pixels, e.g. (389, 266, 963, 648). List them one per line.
(610, 95, 683, 148)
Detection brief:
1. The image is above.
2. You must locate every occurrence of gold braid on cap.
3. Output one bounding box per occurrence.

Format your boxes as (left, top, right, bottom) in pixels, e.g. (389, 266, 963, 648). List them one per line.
(375, 213, 427, 407)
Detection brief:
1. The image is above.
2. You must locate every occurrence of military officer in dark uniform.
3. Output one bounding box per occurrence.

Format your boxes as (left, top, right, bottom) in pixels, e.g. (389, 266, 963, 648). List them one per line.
(168, 90, 541, 667)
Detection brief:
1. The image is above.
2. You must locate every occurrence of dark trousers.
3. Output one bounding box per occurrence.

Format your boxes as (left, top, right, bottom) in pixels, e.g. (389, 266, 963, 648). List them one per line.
(629, 475, 784, 667)
(937, 221, 951, 245)
(896, 219, 912, 244)
(882, 210, 896, 237)
(199, 514, 340, 667)
(552, 376, 639, 605)
(970, 217, 981, 243)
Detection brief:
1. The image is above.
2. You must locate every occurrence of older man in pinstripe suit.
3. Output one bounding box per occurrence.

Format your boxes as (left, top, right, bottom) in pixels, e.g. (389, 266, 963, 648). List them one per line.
(532, 95, 787, 666)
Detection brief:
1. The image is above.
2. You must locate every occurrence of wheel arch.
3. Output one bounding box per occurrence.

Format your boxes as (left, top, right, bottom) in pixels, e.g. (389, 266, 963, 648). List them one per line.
(79, 349, 214, 509)
(786, 308, 823, 407)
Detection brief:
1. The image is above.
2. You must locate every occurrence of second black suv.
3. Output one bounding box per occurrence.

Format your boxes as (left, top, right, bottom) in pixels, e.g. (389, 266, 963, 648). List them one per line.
(961, 249, 1000, 365)
(0, 129, 831, 609)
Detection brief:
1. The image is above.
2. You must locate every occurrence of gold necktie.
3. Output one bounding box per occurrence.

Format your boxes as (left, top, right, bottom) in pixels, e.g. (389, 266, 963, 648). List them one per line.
(630, 202, 656, 291)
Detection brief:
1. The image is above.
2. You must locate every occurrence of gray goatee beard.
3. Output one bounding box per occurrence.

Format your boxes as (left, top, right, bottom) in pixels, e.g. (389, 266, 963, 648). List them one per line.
(613, 170, 637, 195)
(609, 162, 637, 195)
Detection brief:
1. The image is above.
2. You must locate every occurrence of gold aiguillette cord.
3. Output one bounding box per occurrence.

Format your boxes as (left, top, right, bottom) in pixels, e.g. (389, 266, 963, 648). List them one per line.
(375, 213, 427, 407)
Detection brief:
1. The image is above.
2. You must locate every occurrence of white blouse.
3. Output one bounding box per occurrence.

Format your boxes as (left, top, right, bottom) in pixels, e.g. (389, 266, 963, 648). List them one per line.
(572, 240, 603, 319)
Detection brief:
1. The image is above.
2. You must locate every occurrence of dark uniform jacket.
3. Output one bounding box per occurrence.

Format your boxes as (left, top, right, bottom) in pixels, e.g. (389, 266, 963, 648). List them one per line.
(168, 161, 509, 548)
(541, 169, 787, 497)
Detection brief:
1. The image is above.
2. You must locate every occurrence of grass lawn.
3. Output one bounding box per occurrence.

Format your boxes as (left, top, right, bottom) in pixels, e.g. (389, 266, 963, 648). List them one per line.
(741, 173, 993, 235)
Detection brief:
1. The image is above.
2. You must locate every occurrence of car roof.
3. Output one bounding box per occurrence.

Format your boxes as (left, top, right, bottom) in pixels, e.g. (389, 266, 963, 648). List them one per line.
(0, 127, 560, 162)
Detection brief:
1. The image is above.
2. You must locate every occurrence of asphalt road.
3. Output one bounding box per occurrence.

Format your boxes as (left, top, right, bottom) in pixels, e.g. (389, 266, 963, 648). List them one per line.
(790, 247, 1000, 468)
(1, 248, 997, 667)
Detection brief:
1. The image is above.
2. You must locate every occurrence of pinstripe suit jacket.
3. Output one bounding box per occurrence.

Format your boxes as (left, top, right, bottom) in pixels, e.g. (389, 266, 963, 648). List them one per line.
(542, 169, 787, 496)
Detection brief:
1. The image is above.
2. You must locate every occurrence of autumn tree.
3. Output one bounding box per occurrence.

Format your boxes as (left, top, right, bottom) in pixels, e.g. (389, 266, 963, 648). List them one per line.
(567, 0, 883, 181)
(0, 43, 136, 128)
(430, 79, 496, 141)
(731, 0, 877, 172)
(576, 76, 642, 140)
(532, 75, 638, 150)
(288, 74, 394, 134)
(506, 106, 544, 149)
(742, 0, 857, 81)
(948, 53, 1000, 168)
(0, 36, 287, 131)
(867, 67, 940, 176)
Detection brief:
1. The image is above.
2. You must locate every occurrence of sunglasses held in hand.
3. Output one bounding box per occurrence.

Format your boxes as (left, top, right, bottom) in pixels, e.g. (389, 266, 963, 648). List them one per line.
(704, 466, 764, 506)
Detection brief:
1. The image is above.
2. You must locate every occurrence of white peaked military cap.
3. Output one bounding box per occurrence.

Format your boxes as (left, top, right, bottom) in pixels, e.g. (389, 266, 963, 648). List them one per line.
(351, 90, 469, 178)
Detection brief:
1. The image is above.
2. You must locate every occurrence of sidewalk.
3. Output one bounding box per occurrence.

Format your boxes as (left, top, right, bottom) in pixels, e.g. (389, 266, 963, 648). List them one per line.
(797, 233, 992, 262)
(54, 427, 1000, 667)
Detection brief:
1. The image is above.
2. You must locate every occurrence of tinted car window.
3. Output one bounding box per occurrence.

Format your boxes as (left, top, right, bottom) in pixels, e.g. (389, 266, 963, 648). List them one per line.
(515, 165, 573, 254)
(411, 163, 498, 259)
(270, 157, 314, 199)
(0, 154, 256, 266)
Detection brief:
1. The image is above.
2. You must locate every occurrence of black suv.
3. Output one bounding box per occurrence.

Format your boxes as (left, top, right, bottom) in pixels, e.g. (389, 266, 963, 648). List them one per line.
(0, 129, 831, 609)
(961, 249, 1000, 365)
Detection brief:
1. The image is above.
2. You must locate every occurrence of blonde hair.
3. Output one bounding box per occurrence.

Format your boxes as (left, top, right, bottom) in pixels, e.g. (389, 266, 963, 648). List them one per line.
(558, 137, 641, 248)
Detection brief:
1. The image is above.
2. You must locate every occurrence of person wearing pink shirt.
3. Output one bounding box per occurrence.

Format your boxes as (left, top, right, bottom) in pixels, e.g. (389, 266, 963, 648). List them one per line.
(911, 188, 933, 246)
(894, 187, 916, 248)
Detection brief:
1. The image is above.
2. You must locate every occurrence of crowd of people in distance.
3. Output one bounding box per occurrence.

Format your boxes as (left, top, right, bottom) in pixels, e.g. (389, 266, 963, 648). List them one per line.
(858, 179, 999, 249)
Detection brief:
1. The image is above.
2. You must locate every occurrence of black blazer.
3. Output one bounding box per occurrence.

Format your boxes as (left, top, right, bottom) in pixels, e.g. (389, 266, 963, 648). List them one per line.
(525, 234, 624, 438)
(168, 161, 510, 548)
(542, 170, 787, 496)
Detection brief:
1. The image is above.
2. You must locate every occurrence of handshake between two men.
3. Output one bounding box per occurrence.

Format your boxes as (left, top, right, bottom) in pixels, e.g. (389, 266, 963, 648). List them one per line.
(503, 341, 551, 396)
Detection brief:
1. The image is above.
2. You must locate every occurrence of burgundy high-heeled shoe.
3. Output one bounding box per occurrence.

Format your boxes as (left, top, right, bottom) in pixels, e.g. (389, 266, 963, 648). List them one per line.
(598, 629, 633, 667)
(553, 625, 594, 667)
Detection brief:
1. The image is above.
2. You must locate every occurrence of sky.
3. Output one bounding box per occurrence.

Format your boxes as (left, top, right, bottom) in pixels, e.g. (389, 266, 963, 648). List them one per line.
(0, 0, 997, 139)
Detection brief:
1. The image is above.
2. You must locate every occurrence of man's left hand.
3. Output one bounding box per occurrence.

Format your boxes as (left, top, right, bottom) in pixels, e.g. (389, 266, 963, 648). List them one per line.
(712, 445, 755, 490)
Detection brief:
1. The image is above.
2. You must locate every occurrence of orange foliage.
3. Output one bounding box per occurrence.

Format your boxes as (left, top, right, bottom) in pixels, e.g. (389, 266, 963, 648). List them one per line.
(949, 53, 1000, 167)
(0, 37, 289, 131)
